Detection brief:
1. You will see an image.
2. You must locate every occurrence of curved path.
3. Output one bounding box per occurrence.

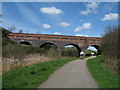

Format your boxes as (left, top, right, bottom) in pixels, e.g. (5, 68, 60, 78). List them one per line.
(39, 56, 98, 88)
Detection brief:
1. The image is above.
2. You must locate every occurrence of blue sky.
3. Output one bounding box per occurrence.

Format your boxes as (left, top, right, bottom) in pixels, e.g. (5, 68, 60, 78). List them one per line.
(2, 2, 118, 37)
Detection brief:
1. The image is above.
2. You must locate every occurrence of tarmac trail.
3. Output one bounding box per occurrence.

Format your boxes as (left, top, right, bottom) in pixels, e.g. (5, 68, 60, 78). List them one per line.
(39, 56, 98, 88)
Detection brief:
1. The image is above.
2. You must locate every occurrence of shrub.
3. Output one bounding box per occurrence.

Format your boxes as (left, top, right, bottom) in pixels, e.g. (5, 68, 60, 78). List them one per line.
(2, 37, 13, 46)
(101, 26, 119, 74)
(63, 47, 78, 57)
(2, 38, 46, 59)
(47, 47, 58, 58)
(2, 43, 26, 59)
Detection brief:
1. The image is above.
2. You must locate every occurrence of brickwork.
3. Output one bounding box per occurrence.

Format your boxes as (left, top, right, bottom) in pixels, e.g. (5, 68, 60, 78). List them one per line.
(7, 33, 102, 56)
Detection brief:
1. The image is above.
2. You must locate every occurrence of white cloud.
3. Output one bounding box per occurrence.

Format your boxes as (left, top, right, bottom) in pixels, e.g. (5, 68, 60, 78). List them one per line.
(80, 9, 91, 15)
(75, 34, 89, 37)
(102, 13, 118, 21)
(86, 2, 99, 9)
(74, 26, 81, 32)
(60, 22, 70, 27)
(42, 24, 51, 29)
(74, 23, 92, 32)
(40, 7, 62, 15)
(54, 32, 61, 35)
(80, 2, 99, 15)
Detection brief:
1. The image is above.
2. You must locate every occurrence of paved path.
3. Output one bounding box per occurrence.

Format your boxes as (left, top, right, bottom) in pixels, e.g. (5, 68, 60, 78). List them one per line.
(39, 56, 98, 88)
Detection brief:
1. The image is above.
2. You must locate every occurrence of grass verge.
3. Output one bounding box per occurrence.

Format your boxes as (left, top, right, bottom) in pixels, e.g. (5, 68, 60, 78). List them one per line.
(0, 74, 2, 89)
(2, 58, 79, 88)
(87, 55, 119, 88)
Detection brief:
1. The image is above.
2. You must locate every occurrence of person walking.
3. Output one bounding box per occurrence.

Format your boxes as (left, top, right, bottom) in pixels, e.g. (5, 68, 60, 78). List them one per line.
(80, 51, 85, 60)
(91, 52, 94, 56)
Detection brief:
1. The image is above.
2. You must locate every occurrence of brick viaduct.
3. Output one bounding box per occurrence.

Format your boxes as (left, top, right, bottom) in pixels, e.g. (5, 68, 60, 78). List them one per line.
(7, 33, 102, 56)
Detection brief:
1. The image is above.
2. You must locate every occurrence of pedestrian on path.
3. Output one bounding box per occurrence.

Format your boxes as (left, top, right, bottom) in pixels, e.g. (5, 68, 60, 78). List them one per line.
(91, 52, 94, 56)
(80, 51, 85, 60)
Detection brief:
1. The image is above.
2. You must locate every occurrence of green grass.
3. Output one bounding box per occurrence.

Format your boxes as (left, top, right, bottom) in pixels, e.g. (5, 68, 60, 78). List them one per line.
(2, 58, 79, 88)
(87, 55, 119, 88)
(0, 74, 2, 89)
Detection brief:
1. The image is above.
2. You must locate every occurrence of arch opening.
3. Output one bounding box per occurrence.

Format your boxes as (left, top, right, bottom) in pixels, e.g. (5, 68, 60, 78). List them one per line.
(62, 44, 81, 57)
(86, 45, 100, 56)
(40, 42, 58, 57)
(19, 41, 31, 46)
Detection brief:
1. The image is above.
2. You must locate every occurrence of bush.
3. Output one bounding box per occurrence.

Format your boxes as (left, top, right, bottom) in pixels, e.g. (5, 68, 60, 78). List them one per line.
(101, 26, 119, 74)
(2, 37, 13, 46)
(2, 38, 46, 59)
(2, 43, 26, 59)
(63, 47, 78, 57)
(47, 47, 58, 58)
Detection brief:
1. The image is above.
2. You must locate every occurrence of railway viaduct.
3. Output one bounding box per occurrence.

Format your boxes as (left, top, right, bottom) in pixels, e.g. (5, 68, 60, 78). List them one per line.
(7, 33, 102, 56)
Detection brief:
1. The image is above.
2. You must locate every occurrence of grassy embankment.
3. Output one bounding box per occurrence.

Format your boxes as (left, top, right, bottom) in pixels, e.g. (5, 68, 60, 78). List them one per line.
(87, 55, 119, 88)
(3, 57, 79, 88)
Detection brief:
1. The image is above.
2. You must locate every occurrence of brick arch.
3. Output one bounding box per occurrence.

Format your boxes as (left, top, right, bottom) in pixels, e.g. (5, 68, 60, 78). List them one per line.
(40, 42, 58, 48)
(88, 45, 101, 55)
(39, 41, 61, 56)
(19, 40, 32, 46)
(63, 43, 82, 56)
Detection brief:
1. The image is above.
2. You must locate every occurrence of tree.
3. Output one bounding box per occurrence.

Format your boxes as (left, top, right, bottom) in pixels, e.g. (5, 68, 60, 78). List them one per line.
(101, 25, 119, 73)
(18, 29, 23, 33)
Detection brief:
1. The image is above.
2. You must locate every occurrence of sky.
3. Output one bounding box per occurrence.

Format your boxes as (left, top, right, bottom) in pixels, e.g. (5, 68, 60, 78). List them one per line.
(2, 2, 118, 38)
